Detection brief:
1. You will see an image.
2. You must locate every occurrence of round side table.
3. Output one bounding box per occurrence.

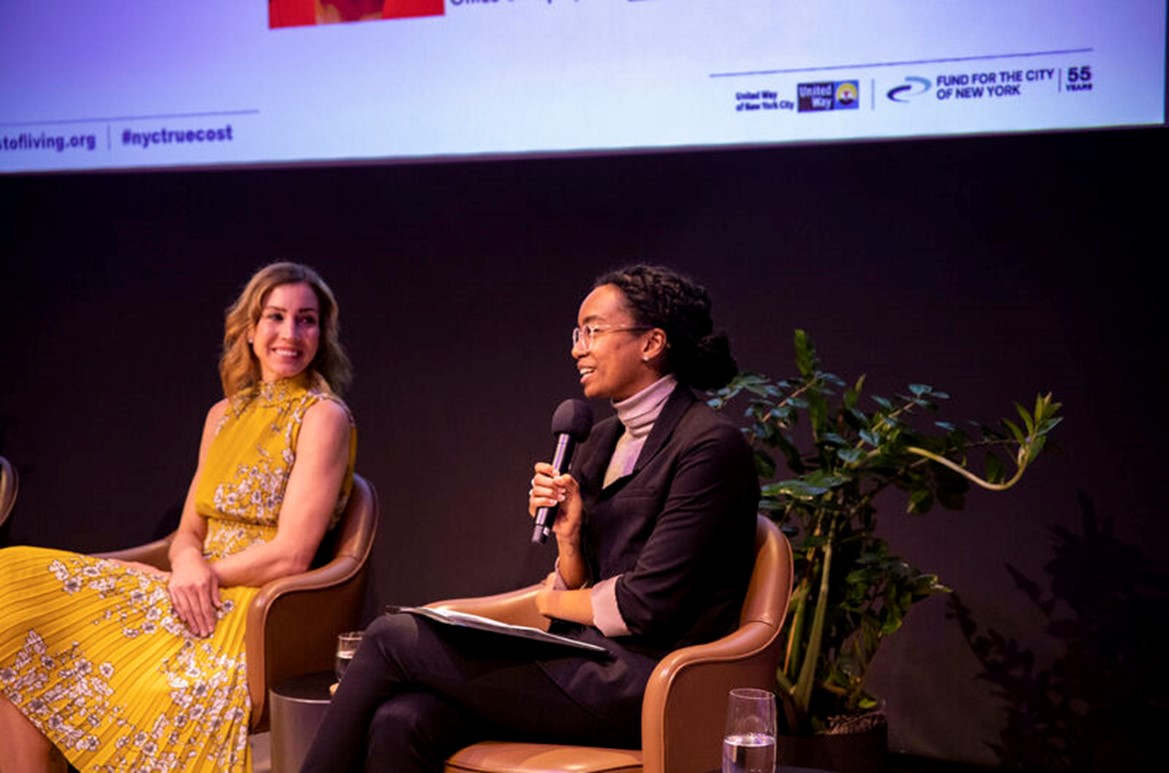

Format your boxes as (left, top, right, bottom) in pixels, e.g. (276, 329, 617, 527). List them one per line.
(269, 671, 335, 773)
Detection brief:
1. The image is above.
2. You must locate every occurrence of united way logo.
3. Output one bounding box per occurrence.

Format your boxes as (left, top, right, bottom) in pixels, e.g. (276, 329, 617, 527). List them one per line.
(887, 77, 932, 103)
(798, 81, 860, 112)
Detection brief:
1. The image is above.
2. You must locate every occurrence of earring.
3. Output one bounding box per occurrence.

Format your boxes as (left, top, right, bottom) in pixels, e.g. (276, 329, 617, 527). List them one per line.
(247, 338, 254, 345)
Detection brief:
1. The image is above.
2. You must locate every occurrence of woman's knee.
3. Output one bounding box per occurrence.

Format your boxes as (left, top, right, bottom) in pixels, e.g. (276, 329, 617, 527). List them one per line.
(358, 612, 422, 663)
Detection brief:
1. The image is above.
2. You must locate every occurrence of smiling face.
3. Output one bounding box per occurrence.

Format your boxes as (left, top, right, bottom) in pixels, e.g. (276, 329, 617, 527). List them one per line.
(573, 284, 665, 401)
(250, 281, 321, 383)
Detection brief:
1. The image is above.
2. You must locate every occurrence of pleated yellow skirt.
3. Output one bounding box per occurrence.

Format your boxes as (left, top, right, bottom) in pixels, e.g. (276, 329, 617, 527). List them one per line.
(0, 546, 257, 772)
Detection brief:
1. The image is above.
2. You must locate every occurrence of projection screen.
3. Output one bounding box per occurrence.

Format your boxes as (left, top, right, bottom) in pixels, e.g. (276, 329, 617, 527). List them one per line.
(1, 1, 1165, 174)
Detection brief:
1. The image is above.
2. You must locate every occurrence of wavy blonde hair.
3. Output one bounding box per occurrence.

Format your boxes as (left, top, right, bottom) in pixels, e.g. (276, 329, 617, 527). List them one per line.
(219, 262, 352, 397)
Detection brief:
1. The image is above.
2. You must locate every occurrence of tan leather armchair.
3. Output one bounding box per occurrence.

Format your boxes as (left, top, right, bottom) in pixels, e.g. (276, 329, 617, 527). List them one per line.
(433, 515, 794, 773)
(95, 472, 378, 732)
(1, 455, 17, 529)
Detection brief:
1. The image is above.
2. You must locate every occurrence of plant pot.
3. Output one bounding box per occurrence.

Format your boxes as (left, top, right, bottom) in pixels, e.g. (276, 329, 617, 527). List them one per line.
(777, 712, 888, 773)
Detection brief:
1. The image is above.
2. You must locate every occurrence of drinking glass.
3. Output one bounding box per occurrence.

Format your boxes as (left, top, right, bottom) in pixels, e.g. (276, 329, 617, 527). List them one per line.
(334, 631, 363, 682)
(722, 687, 777, 773)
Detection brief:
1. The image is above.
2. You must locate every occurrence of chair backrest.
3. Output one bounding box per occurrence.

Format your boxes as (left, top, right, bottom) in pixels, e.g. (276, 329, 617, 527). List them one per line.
(311, 472, 379, 568)
(642, 515, 794, 773)
(739, 516, 793, 630)
(1, 455, 17, 545)
(331, 472, 379, 574)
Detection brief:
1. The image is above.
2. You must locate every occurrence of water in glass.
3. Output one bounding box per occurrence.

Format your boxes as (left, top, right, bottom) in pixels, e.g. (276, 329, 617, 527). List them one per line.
(335, 631, 362, 682)
(722, 687, 777, 773)
(722, 732, 777, 773)
(334, 650, 355, 681)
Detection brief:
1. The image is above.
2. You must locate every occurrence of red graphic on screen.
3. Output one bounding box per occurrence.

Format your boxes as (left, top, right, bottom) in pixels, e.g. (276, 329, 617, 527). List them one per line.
(270, 0, 444, 29)
(382, 0, 445, 19)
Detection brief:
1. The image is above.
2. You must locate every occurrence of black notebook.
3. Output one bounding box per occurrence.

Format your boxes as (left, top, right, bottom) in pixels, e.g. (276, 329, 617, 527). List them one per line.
(385, 605, 609, 656)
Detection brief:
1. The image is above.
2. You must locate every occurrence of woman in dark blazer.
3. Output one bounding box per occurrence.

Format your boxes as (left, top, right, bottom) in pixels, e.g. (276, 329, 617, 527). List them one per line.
(302, 264, 759, 772)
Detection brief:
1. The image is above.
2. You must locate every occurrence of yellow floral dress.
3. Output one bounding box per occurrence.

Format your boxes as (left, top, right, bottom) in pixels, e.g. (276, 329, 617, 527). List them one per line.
(0, 372, 356, 772)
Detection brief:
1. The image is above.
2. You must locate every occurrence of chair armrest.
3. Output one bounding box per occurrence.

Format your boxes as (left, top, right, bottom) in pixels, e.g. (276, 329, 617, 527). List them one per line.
(641, 619, 782, 773)
(246, 553, 368, 731)
(426, 584, 549, 631)
(93, 535, 175, 570)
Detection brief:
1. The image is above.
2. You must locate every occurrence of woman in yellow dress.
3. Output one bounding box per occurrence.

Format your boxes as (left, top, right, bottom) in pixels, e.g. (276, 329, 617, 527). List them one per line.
(0, 262, 357, 773)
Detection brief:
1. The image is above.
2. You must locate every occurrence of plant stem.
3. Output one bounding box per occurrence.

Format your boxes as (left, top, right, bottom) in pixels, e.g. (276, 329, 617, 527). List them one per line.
(906, 445, 1027, 491)
(793, 533, 833, 725)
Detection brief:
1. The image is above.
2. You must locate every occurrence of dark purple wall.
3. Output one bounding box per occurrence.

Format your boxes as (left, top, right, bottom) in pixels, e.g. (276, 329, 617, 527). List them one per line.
(2, 127, 1165, 766)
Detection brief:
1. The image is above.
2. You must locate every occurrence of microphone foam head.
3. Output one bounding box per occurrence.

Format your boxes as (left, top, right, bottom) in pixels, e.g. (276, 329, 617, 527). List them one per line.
(551, 398, 593, 441)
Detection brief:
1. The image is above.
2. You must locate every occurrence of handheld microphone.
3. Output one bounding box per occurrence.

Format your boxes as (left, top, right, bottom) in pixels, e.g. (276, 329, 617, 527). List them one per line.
(532, 398, 593, 544)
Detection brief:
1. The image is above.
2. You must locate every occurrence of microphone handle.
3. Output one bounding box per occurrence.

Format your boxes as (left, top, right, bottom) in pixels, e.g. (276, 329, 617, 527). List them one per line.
(531, 433, 573, 544)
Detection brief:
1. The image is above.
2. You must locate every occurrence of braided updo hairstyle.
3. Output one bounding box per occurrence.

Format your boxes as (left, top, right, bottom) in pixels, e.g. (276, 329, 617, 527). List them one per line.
(594, 264, 738, 391)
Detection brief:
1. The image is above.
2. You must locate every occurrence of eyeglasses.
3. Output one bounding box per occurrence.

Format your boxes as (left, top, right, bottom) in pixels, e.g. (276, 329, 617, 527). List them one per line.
(571, 324, 652, 350)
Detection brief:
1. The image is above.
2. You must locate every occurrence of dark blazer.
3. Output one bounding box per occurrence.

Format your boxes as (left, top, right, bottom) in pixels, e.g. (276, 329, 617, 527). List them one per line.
(540, 384, 759, 739)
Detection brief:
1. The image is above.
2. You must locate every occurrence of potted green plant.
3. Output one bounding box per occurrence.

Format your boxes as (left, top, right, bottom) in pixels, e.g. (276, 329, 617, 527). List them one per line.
(709, 330, 1061, 772)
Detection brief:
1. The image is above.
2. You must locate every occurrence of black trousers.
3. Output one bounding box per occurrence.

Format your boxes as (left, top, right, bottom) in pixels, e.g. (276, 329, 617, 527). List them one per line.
(300, 612, 640, 773)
